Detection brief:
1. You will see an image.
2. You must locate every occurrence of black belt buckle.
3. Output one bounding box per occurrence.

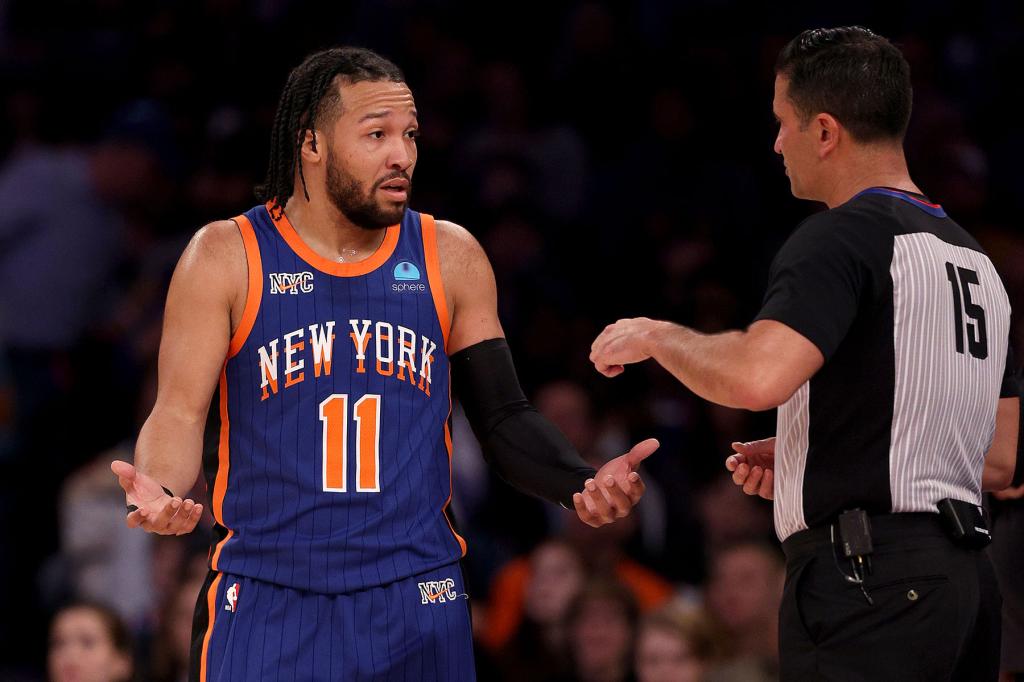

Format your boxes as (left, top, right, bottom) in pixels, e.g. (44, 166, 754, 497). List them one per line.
(937, 498, 991, 549)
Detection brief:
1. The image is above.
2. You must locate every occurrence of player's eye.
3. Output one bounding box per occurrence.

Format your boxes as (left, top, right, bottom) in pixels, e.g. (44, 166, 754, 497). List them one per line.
(406, 129, 420, 140)
(369, 131, 384, 140)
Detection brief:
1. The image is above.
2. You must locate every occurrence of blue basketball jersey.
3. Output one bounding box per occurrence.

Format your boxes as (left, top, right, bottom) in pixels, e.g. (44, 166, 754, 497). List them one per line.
(206, 203, 466, 594)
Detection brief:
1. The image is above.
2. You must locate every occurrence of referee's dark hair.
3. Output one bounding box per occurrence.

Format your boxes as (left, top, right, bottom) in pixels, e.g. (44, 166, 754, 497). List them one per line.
(255, 47, 405, 215)
(776, 26, 912, 144)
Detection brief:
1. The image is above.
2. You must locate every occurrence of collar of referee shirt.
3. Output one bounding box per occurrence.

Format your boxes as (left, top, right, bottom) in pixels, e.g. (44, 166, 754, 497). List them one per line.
(853, 186, 948, 218)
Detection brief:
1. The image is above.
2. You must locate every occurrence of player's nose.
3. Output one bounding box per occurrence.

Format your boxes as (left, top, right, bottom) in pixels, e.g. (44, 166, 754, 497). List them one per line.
(386, 140, 414, 171)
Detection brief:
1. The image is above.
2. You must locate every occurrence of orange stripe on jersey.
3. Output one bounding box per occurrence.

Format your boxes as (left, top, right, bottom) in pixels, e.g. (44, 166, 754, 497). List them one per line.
(210, 369, 234, 568)
(268, 201, 400, 277)
(440, 368, 467, 556)
(199, 572, 223, 682)
(421, 214, 451, 350)
(228, 214, 263, 358)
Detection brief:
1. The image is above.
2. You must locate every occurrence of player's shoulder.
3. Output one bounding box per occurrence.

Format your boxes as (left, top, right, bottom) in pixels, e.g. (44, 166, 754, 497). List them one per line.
(434, 219, 483, 253)
(191, 219, 245, 256)
(171, 219, 248, 297)
(431, 218, 495, 290)
(178, 219, 246, 268)
(434, 219, 489, 267)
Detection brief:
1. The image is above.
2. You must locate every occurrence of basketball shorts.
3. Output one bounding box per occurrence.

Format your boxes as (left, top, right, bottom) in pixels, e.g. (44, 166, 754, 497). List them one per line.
(189, 562, 475, 681)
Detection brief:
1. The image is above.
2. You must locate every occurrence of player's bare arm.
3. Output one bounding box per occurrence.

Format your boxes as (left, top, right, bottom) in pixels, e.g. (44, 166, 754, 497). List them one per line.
(982, 397, 1019, 491)
(437, 220, 658, 527)
(590, 317, 824, 411)
(110, 219, 247, 535)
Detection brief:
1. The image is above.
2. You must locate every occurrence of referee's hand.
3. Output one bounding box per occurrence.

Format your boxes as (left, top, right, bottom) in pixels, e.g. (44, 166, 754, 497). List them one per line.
(725, 438, 775, 500)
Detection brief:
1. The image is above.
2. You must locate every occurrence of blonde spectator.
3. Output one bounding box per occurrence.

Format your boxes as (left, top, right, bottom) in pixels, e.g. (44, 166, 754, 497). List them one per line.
(635, 606, 723, 682)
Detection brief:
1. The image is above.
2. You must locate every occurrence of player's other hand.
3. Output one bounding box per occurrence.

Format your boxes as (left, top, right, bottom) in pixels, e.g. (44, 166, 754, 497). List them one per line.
(589, 318, 663, 378)
(573, 438, 659, 528)
(110, 460, 203, 535)
(725, 437, 775, 500)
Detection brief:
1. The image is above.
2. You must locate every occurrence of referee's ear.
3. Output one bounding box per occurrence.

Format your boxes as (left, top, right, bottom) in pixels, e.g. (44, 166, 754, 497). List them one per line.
(815, 112, 842, 157)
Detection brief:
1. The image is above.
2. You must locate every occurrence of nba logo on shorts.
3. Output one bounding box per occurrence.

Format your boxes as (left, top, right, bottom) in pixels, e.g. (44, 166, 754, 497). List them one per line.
(224, 582, 240, 612)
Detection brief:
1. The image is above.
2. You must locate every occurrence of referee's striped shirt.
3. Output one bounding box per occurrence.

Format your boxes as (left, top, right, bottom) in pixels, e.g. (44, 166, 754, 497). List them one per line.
(756, 187, 1019, 541)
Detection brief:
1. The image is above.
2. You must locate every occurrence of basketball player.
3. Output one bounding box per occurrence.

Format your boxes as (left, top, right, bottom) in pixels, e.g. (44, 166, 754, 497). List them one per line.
(110, 47, 656, 681)
(590, 27, 1018, 679)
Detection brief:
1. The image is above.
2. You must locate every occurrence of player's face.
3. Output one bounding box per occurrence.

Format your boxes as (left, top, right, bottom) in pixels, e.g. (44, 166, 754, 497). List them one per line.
(48, 608, 131, 682)
(772, 75, 819, 200)
(323, 80, 419, 230)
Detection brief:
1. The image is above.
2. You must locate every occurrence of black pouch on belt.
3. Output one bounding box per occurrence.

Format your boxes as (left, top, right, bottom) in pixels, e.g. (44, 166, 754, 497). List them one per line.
(937, 498, 992, 549)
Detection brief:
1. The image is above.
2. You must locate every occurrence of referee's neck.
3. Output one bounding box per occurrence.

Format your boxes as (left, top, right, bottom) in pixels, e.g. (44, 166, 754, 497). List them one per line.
(820, 145, 918, 209)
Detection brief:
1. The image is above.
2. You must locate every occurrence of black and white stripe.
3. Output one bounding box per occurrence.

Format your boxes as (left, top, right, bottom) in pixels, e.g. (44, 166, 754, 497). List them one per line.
(888, 233, 1010, 513)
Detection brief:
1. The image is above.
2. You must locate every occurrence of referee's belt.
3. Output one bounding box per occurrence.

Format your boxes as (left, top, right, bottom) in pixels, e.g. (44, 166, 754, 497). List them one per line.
(781, 511, 947, 562)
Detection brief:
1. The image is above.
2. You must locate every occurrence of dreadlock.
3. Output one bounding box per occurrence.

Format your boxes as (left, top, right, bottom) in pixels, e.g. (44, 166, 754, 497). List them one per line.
(255, 47, 405, 217)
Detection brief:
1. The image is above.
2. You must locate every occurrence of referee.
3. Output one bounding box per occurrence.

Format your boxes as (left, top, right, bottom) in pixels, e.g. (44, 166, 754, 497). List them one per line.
(589, 26, 1020, 680)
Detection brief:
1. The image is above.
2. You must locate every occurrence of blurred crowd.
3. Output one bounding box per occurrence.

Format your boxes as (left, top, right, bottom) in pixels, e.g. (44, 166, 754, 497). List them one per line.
(1, 1, 1022, 680)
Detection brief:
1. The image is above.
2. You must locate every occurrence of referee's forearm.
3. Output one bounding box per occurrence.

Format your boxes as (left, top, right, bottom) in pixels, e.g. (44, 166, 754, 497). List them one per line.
(646, 324, 764, 409)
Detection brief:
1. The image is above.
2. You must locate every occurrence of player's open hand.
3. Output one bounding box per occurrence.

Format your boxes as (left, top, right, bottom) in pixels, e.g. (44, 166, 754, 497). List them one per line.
(589, 318, 661, 378)
(725, 437, 775, 500)
(110, 460, 203, 535)
(573, 438, 659, 527)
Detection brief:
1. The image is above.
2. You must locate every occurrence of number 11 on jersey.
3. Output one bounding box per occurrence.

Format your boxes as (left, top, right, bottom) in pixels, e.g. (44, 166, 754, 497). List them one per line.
(320, 394, 382, 493)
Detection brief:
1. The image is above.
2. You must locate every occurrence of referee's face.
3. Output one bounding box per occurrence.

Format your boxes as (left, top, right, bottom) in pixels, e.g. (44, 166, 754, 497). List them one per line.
(772, 75, 818, 201)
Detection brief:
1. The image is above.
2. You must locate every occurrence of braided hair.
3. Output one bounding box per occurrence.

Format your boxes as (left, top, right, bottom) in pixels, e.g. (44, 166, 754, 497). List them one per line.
(255, 47, 405, 216)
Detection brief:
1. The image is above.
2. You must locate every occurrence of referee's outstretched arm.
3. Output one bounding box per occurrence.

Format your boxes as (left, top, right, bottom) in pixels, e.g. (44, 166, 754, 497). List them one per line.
(589, 317, 821, 411)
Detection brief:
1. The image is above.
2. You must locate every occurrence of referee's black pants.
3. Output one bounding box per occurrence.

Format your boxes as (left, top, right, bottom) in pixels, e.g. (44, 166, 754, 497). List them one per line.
(780, 512, 1001, 681)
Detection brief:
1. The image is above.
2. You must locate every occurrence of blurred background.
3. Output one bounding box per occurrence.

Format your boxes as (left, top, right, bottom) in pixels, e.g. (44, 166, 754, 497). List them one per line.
(1, 0, 1022, 680)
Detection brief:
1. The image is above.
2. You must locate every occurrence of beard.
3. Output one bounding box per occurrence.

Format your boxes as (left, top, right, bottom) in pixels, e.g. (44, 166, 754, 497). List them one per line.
(324, 147, 410, 231)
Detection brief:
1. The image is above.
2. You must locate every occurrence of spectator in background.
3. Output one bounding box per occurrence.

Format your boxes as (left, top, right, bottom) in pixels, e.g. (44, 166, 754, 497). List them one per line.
(635, 605, 724, 682)
(490, 538, 588, 681)
(0, 102, 168, 670)
(48, 600, 134, 682)
(54, 365, 213, 632)
(563, 579, 640, 682)
(703, 541, 784, 681)
(695, 476, 775, 554)
(482, 509, 673, 653)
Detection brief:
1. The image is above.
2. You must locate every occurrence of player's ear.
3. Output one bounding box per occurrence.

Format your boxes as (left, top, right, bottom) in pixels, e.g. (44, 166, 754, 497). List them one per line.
(300, 129, 322, 163)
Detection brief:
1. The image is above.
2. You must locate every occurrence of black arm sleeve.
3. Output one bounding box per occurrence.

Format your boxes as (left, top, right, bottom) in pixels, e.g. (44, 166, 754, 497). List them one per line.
(450, 338, 597, 508)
